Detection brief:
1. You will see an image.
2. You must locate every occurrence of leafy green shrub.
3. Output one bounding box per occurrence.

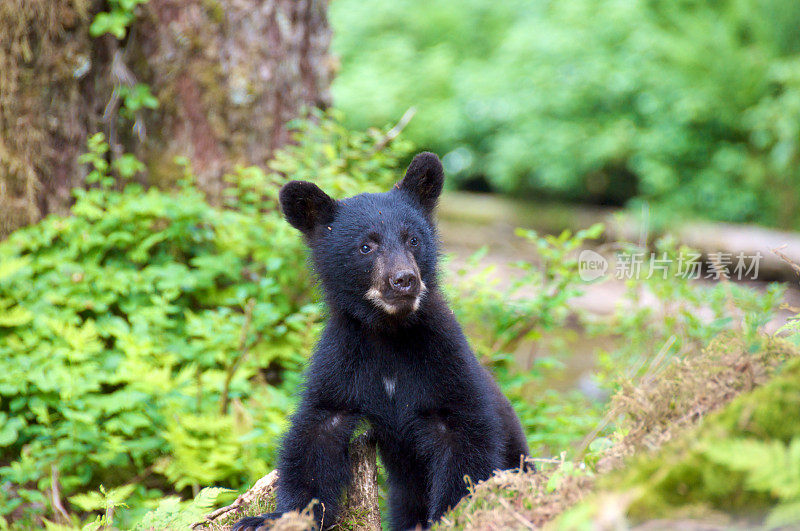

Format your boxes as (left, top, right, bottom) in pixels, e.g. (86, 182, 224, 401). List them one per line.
(90, 0, 148, 39)
(331, 0, 800, 228)
(0, 111, 411, 527)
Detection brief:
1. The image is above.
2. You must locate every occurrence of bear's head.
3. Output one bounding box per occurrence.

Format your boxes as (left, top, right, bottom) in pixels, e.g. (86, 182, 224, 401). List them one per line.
(279, 152, 444, 327)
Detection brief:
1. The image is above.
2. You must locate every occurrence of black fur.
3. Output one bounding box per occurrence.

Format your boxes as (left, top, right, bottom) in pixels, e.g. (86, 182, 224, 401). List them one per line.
(397, 151, 444, 215)
(280, 180, 337, 235)
(233, 153, 529, 531)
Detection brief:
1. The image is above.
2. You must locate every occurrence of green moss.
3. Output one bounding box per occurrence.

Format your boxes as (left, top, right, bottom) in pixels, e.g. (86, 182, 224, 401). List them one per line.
(606, 357, 800, 522)
(201, 0, 225, 24)
(334, 506, 371, 530)
(0, 0, 94, 234)
(712, 360, 800, 444)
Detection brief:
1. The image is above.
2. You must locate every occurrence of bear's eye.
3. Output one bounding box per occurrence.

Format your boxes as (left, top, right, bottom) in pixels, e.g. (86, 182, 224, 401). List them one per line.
(360, 244, 372, 254)
(409, 237, 419, 247)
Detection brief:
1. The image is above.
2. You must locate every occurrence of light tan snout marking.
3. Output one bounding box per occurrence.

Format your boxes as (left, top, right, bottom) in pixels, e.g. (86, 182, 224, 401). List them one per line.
(365, 286, 400, 314)
(365, 281, 427, 314)
(412, 281, 427, 311)
(364, 249, 427, 314)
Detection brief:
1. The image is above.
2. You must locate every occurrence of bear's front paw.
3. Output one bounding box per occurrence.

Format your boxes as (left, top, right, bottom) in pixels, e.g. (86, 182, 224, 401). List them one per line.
(231, 512, 282, 531)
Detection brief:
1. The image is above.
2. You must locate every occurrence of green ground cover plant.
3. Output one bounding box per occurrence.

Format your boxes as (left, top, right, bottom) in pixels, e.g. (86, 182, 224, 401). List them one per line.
(0, 112, 412, 528)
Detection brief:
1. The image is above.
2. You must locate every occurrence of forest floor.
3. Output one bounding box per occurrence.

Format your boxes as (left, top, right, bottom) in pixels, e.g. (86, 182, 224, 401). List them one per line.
(434, 334, 800, 530)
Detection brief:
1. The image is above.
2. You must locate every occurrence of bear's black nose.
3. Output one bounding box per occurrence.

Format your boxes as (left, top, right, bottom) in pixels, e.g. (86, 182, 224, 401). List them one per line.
(390, 270, 418, 292)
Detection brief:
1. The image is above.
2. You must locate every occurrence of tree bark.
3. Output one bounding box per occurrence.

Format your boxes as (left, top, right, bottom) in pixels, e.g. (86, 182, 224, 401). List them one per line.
(0, 0, 93, 235)
(136, 0, 333, 199)
(0, 0, 333, 236)
(340, 432, 382, 530)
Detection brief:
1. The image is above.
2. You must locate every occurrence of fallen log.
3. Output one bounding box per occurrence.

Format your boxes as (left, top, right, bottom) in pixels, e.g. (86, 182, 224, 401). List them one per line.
(439, 191, 800, 282)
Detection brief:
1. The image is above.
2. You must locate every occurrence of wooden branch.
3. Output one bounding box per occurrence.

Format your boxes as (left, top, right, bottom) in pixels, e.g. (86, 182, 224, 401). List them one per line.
(192, 471, 279, 529)
(220, 298, 257, 415)
(771, 245, 800, 277)
(372, 107, 416, 154)
(49, 465, 71, 524)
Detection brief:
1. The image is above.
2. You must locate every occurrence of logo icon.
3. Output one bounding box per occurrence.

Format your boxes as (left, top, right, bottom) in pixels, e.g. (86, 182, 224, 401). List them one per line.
(579, 249, 608, 282)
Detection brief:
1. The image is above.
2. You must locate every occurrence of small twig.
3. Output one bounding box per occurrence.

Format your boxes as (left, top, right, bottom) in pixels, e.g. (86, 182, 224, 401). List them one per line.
(105, 505, 115, 529)
(576, 408, 615, 460)
(103, 43, 147, 159)
(527, 457, 564, 465)
(779, 302, 800, 314)
(495, 497, 535, 530)
(193, 470, 279, 528)
(772, 245, 800, 277)
(641, 335, 677, 384)
(50, 465, 71, 524)
(371, 107, 416, 154)
(220, 298, 257, 415)
(490, 319, 539, 359)
(196, 367, 203, 413)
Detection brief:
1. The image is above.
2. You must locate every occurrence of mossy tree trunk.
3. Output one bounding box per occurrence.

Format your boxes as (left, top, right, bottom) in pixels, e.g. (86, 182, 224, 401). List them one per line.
(0, 0, 93, 235)
(195, 433, 381, 530)
(0, 0, 333, 236)
(341, 433, 382, 529)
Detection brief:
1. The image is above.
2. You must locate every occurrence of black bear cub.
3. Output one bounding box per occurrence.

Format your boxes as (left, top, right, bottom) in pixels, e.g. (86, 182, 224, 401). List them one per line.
(234, 153, 529, 531)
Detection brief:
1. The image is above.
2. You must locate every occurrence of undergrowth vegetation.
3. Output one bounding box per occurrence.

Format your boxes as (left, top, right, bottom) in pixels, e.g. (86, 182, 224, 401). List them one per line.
(446, 225, 608, 454)
(431, 239, 800, 529)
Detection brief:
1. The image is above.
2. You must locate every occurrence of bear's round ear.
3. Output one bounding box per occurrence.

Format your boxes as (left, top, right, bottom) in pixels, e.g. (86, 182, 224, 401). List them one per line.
(279, 181, 337, 235)
(398, 152, 444, 214)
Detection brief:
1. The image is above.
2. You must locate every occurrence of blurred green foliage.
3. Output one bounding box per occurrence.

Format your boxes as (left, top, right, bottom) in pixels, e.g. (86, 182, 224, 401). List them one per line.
(332, 0, 800, 227)
(0, 112, 411, 528)
(90, 0, 148, 39)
